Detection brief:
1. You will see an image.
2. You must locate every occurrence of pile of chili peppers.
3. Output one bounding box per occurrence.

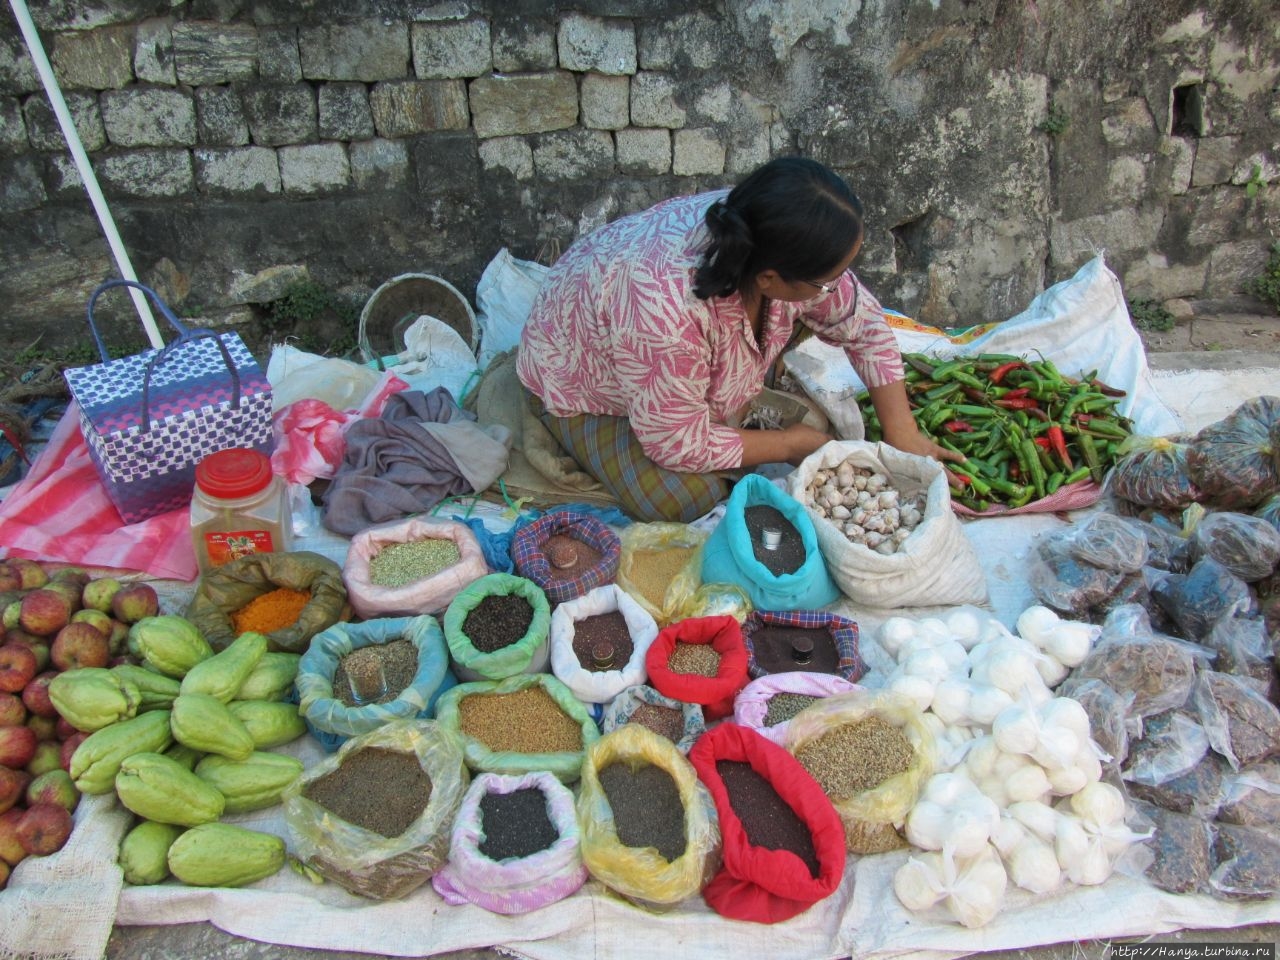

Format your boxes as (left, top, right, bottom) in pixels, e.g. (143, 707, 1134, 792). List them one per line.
(858, 353, 1134, 512)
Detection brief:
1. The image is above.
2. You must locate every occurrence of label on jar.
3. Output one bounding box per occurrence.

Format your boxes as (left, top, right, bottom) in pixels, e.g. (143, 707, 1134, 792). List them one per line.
(203, 530, 274, 566)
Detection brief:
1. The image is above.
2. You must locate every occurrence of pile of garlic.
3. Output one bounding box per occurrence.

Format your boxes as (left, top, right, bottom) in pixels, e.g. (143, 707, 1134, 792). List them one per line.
(802, 460, 924, 555)
(879, 606, 1150, 928)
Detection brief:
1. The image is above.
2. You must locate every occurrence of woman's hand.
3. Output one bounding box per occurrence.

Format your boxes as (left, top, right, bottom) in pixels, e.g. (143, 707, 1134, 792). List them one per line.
(882, 424, 966, 465)
(736, 423, 832, 467)
(867, 378, 966, 465)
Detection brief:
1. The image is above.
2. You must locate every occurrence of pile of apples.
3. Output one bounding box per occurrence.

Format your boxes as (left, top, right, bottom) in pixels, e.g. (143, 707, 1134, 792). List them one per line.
(0, 557, 159, 889)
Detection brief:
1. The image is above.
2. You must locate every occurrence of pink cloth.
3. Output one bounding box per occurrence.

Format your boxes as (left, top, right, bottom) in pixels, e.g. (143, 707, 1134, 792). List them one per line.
(517, 190, 904, 473)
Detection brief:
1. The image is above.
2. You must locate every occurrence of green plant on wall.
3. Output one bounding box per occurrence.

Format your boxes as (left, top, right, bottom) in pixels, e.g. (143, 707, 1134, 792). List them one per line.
(1251, 241, 1280, 314)
(1038, 102, 1069, 136)
(1127, 297, 1176, 332)
(1245, 164, 1268, 199)
(261, 280, 359, 354)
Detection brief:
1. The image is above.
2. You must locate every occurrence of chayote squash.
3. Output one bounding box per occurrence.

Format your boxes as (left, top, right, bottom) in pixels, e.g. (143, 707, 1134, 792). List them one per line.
(226, 700, 307, 749)
(49, 668, 141, 732)
(170, 692, 255, 761)
(119, 820, 185, 885)
(70, 709, 174, 795)
(235, 652, 301, 701)
(110, 664, 181, 712)
(163, 743, 204, 771)
(194, 752, 304, 813)
(133, 615, 213, 678)
(179, 631, 268, 703)
(167, 823, 286, 887)
(115, 752, 226, 826)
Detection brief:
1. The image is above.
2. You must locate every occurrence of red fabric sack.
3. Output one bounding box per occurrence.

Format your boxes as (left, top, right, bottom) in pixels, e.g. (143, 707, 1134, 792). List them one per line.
(644, 614, 749, 720)
(689, 723, 846, 924)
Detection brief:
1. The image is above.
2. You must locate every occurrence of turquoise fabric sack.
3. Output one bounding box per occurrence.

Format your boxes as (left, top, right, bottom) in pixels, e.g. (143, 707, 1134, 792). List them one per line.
(701, 474, 840, 611)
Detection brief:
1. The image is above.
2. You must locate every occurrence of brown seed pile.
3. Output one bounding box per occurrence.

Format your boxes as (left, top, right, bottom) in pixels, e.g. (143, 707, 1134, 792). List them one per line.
(571, 611, 633, 671)
(333, 639, 419, 707)
(458, 686, 583, 754)
(763, 693, 823, 727)
(628, 702, 686, 743)
(369, 538, 461, 587)
(303, 747, 432, 838)
(750, 625, 839, 675)
(627, 547, 697, 608)
(794, 716, 914, 800)
(463, 594, 536, 653)
(541, 533, 603, 579)
(668, 641, 721, 677)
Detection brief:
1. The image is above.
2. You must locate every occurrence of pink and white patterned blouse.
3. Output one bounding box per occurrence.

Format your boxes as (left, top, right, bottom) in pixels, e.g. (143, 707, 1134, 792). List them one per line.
(517, 189, 904, 473)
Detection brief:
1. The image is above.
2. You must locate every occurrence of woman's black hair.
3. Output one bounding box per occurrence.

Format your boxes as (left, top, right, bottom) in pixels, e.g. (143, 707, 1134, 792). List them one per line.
(692, 156, 864, 300)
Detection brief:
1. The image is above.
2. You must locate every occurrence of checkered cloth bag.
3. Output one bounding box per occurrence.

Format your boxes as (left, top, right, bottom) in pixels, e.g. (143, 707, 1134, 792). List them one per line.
(62, 280, 273, 524)
(741, 609, 864, 682)
(511, 511, 621, 603)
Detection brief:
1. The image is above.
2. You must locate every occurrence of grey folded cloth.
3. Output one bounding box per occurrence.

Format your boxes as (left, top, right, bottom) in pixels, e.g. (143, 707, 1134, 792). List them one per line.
(322, 387, 511, 536)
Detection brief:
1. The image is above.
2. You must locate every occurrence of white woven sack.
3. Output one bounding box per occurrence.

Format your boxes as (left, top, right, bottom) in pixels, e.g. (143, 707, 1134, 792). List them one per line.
(786, 440, 987, 608)
(549, 584, 659, 703)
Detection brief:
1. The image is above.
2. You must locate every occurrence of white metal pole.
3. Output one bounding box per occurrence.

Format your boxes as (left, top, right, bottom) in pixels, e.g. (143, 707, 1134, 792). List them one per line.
(8, 0, 163, 348)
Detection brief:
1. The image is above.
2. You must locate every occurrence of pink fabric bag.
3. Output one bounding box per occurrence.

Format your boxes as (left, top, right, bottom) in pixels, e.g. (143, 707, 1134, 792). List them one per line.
(733, 672, 861, 745)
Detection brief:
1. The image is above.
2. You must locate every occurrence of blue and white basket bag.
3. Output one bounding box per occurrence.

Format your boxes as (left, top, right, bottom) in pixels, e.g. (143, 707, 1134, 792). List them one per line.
(63, 279, 274, 524)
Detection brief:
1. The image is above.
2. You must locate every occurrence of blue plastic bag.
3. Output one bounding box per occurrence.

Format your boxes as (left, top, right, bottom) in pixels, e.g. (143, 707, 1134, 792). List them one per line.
(701, 474, 840, 611)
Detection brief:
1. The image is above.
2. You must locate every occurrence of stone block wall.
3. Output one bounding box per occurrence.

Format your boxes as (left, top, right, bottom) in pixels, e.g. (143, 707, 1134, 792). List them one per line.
(0, 0, 1276, 349)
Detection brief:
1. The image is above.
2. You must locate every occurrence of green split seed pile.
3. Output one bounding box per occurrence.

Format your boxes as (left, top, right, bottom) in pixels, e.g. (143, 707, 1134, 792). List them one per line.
(794, 715, 914, 800)
(369, 538, 462, 587)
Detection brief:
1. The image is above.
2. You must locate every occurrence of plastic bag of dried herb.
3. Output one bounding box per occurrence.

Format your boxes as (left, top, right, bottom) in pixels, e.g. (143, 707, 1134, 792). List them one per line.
(343, 516, 490, 619)
(1186, 396, 1280, 510)
(442, 572, 552, 681)
(784, 688, 938, 855)
(1217, 762, 1280, 827)
(1188, 510, 1280, 583)
(733, 672, 859, 747)
(435, 673, 599, 782)
(1191, 670, 1280, 770)
(186, 550, 349, 652)
(577, 724, 721, 911)
(600, 685, 706, 754)
(282, 718, 469, 900)
(1209, 822, 1280, 899)
(296, 614, 455, 750)
(548, 583, 659, 704)
(432, 770, 587, 914)
(615, 522, 708, 624)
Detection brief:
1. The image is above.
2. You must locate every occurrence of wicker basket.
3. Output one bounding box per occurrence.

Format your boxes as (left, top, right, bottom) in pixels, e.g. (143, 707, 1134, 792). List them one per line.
(359, 273, 478, 365)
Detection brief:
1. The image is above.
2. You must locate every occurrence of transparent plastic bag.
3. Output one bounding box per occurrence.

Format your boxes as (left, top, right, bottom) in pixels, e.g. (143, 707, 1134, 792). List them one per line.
(282, 718, 469, 900)
(1121, 710, 1209, 787)
(1190, 511, 1280, 583)
(548, 584, 659, 704)
(442, 573, 552, 681)
(677, 581, 753, 623)
(600, 685, 706, 754)
(1210, 822, 1280, 900)
(1187, 396, 1280, 510)
(1257, 493, 1280, 534)
(1132, 518, 1193, 573)
(1127, 751, 1229, 819)
(1070, 606, 1197, 718)
(431, 770, 587, 914)
(296, 614, 455, 746)
(1056, 676, 1139, 768)
(615, 522, 709, 625)
(577, 724, 721, 910)
(1217, 762, 1280, 827)
(434, 673, 600, 782)
(1028, 534, 1125, 617)
(1107, 435, 1200, 509)
(343, 516, 490, 619)
(733, 672, 860, 746)
(1201, 616, 1275, 693)
(783, 689, 937, 853)
(1151, 557, 1254, 641)
(1065, 512, 1150, 573)
(1133, 800, 1212, 895)
(1191, 670, 1280, 770)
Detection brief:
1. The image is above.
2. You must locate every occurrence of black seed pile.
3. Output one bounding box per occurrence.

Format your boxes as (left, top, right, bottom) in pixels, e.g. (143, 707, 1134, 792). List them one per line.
(744, 504, 805, 575)
(464, 594, 535, 653)
(715, 759, 819, 876)
(598, 762, 687, 862)
(478, 787, 559, 861)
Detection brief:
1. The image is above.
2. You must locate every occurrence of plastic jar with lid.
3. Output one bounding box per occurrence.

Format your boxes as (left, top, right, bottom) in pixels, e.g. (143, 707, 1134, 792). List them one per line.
(190, 448, 292, 575)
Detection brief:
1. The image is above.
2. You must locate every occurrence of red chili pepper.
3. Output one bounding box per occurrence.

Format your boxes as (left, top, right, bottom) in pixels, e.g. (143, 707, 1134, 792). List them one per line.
(1033, 436, 1051, 450)
(1088, 378, 1127, 397)
(1046, 424, 1074, 470)
(1002, 387, 1031, 400)
(943, 420, 974, 433)
(946, 469, 972, 487)
(989, 361, 1026, 384)
(995, 397, 1041, 410)
(962, 386, 988, 403)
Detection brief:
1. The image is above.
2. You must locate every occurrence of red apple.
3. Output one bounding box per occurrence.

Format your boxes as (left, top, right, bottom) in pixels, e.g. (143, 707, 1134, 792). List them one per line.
(111, 583, 159, 624)
(25, 769, 78, 813)
(106, 620, 130, 657)
(50, 623, 109, 671)
(70, 608, 112, 637)
(0, 766, 30, 814)
(16, 802, 73, 855)
(18, 590, 71, 638)
(58, 732, 88, 772)
(80, 577, 121, 614)
(0, 724, 38, 768)
(0, 692, 26, 727)
(5, 631, 50, 672)
(0, 808, 24, 866)
(26, 740, 62, 777)
(0, 566, 22, 594)
(42, 580, 82, 617)
(0, 644, 38, 693)
(55, 717, 80, 741)
(21, 672, 58, 720)
(26, 714, 57, 742)
(6, 559, 48, 591)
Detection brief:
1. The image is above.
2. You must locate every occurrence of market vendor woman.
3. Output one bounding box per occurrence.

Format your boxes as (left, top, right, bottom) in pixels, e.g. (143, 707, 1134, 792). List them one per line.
(517, 156, 962, 522)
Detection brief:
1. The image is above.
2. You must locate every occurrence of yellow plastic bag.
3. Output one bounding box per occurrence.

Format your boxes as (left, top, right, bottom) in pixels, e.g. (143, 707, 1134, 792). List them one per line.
(577, 724, 720, 910)
(282, 718, 469, 900)
(615, 522, 708, 625)
(783, 689, 937, 854)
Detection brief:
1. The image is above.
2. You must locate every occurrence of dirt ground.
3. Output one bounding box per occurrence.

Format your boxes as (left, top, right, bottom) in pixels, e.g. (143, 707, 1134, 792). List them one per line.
(1137, 299, 1280, 355)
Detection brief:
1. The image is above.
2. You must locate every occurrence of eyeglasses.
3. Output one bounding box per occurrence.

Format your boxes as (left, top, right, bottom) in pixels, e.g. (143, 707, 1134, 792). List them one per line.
(799, 268, 852, 295)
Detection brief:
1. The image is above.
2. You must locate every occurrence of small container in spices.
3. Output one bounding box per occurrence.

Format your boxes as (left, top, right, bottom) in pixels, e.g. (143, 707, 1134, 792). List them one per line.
(190, 448, 292, 575)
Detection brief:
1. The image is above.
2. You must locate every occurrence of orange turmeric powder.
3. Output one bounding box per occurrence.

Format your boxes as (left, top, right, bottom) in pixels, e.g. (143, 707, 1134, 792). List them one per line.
(231, 587, 312, 635)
